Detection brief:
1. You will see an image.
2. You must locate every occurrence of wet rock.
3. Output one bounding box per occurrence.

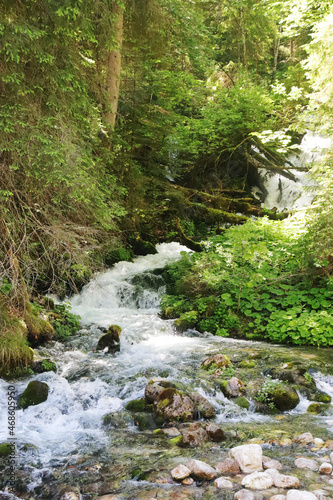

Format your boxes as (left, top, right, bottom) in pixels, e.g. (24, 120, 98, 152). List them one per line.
(230, 444, 263, 473)
(314, 392, 331, 403)
(32, 358, 57, 373)
(216, 458, 241, 474)
(202, 354, 231, 370)
(154, 388, 195, 422)
(182, 477, 195, 486)
(257, 383, 300, 412)
(145, 381, 165, 403)
(265, 468, 300, 488)
(180, 425, 209, 447)
(235, 396, 250, 410)
(294, 457, 318, 471)
(234, 491, 256, 500)
(187, 459, 218, 480)
(262, 456, 283, 470)
(221, 377, 246, 398)
(270, 366, 312, 386)
(159, 427, 181, 437)
(96, 325, 122, 353)
(18, 381, 49, 409)
(297, 433, 313, 445)
(286, 491, 317, 500)
(319, 462, 332, 474)
(205, 422, 226, 442)
(171, 465, 191, 480)
(189, 392, 216, 418)
(241, 471, 274, 489)
(239, 360, 255, 368)
(214, 477, 233, 489)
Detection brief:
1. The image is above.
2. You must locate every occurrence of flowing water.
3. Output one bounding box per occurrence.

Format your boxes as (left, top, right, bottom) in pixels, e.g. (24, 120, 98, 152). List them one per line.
(254, 132, 331, 212)
(2, 243, 333, 498)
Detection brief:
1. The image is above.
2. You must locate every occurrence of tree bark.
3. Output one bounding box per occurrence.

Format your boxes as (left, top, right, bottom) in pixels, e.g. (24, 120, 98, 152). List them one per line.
(104, 3, 124, 128)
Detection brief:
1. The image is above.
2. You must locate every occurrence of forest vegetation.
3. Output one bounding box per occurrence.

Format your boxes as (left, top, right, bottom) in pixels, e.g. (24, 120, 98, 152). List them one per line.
(1, 0, 333, 375)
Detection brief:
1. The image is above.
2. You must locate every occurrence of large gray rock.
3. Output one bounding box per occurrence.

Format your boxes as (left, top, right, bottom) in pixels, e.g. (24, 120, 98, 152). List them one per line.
(241, 471, 274, 490)
(187, 459, 218, 480)
(230, 444, 263, 473)
(286, 491, 317, 500)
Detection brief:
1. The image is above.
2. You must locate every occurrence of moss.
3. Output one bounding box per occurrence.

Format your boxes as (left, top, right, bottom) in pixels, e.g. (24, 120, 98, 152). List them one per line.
(0, 443, 12, 457)
(130, 236, 157, 256)
(104, 247, 133, 266)
(0, 299, 34, 378)
(307, 403, 329, 415)
(239, 360, 255, 368)
(169, 436, 183, 446)
(18, 380, 49, 409)
(235, 396, 250, 410)
(314, 392, 331, 403)
(125, 399, 147, 412)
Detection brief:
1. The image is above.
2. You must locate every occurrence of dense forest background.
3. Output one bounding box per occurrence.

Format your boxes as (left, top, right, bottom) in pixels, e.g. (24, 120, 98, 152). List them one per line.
(2, 0, 333, 373)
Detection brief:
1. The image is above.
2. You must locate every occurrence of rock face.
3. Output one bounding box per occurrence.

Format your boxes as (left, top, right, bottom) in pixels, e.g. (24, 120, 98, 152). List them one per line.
(187, 459, 218, 480)
(171, 464, 191, 480)
(221, 377, 246, 398)
(154, 388, 195, 422)
(189, 392, 216, 418)
(294, 457, 318, 471)
(18, 381, 49, 409)
(96, 325, 122, 353)
(202, 354, 231, 370)
(241, 471, 274, 489)
(230, 444, 263, 473)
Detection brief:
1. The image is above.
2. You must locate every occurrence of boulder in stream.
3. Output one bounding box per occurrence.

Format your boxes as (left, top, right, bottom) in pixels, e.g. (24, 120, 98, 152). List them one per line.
(221, 377, 246, 398)
(229, 444, 263, 473)
(154, 387, 195, 422)
(18, 381, 49, 409)
(202, 353, 231, 371)
(189, 392, 216, 418)
(255, 380, 300, 412)
(96, 325, 122, 353)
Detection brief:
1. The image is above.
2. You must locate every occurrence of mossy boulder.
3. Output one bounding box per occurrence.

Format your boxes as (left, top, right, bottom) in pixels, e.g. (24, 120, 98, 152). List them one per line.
(144, 380, 176, 403)
(133, 412, 157, 431)
(96, 325, 122, 353)
(202, 354, 231, 371)
(256, 382, 300, 412)
(314, 392, 331, 403)
(269, 365, 314, 387)
(189, 392, 216, 418)
(235, 396, 250, 410)
(18, 381, 49, 409)
(307, 403, 330, 415)
(154, 387, 195, 422)
(125, 399, 151, 412)
(221, 377, 246, 398)
(239, 360, 255, 368)
(130, 236, 157, 256)
(104, 247, 133, 267)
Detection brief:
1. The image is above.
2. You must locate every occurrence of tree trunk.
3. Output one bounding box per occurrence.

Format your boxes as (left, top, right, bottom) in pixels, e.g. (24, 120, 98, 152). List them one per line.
(104, 3, 124, 128)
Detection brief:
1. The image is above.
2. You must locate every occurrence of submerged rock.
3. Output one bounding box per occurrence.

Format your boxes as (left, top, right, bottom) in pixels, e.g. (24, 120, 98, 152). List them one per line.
(18, 381, 49, 409)
(171, 464, 191, 480)
(96, 325, 122, 353)
(230, 444, 263, 473)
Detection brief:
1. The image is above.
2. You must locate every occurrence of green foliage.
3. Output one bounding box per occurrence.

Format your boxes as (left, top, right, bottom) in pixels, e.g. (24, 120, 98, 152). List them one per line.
(49, 304, 80, 341)
(161, 217, 333, 346)
(255, 377, 284, 407)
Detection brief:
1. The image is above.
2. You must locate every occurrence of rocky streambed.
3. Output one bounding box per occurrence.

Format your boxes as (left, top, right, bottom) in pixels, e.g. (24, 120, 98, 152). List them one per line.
(2, 243, 333, 499)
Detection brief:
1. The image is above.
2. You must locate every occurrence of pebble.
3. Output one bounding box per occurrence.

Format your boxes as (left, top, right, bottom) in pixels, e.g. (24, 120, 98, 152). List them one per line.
(319, 462, 332, 475)
(297, 433, 314, 445)
(182, 477, 195, 486)
(294, 457, 319, 471)
(241, 471, 274, 489)
(187, 458, 218, 480)
(171, 464, 191, 480)
(214, 477, 233, 489)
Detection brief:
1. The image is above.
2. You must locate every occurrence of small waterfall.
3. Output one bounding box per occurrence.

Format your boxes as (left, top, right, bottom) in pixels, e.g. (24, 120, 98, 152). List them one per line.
(254, 131, 330, 211)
